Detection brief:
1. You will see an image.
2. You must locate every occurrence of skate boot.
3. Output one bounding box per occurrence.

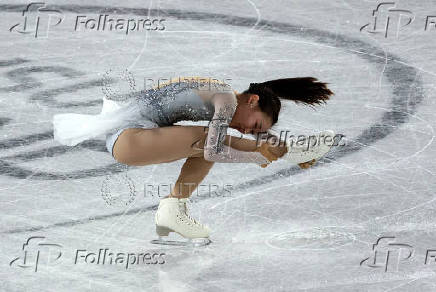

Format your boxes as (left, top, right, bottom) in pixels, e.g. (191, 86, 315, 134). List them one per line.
(283, 130, 335, 164)
(151, 197, 211, 247)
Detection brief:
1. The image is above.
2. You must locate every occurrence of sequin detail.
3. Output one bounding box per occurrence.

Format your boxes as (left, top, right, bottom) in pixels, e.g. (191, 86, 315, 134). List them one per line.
(203, 93, 270, 165)
(134, 80, 269, 165)
(134, 82, 215, 126)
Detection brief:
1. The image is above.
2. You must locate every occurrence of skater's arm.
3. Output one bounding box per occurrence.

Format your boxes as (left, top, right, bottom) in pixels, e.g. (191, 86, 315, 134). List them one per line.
(203, 92, 271, 165)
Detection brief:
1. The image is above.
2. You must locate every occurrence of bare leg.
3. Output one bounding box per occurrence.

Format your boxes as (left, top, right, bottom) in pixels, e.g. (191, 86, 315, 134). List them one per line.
(113, 126, 208, 166)
(113, 126, 286, 166)
(113, 126, 287, 199)
(169, 156, 215, 199)
(168, 134, 289, 199)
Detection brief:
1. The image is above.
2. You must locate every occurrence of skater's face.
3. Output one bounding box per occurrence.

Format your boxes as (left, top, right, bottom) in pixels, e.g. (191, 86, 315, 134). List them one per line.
(231, 94, 273, 135)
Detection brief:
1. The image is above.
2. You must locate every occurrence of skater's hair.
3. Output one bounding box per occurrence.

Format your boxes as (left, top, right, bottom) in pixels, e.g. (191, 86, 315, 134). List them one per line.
(243, 77, 334, 125)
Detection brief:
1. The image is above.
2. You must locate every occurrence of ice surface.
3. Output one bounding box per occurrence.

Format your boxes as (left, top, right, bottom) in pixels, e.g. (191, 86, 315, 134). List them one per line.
(1, 0, 436, 291)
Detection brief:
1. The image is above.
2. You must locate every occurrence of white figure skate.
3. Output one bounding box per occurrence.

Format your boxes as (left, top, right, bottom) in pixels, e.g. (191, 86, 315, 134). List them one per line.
(151, 197, 211, 247)
(283, 130, 335, 164)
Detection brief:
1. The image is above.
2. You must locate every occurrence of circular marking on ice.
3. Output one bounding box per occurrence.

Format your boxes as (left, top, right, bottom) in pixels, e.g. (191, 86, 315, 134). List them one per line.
(266, 227, 356, 251)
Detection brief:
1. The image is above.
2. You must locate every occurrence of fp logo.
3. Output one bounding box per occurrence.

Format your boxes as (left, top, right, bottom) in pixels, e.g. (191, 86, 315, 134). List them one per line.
(360, 2, 415, 38)
(9, 2, 64, 38)
(360, 236, 414, 272)
(10, 236, 63, 272)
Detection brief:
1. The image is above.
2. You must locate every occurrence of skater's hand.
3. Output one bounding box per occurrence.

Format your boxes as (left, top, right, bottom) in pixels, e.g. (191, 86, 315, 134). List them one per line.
(298, 159, 316, 169)
(256, 143, 280, 168)
(260, 162, 271, 168)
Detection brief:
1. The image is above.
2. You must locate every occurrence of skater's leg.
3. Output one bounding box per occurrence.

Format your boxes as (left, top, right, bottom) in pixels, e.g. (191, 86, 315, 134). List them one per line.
(113, 125, 286, 166)
(113, 126, 207, 165)
(169, 156, 215, 199)
(167, 135, 286, 199)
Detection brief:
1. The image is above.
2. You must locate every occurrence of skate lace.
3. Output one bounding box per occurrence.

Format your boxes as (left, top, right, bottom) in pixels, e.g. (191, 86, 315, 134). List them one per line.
(178, 198, 204, 228)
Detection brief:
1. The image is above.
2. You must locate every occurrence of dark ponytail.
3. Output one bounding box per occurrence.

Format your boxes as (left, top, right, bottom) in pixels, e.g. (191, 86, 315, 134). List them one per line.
(243, 77, 334, 125)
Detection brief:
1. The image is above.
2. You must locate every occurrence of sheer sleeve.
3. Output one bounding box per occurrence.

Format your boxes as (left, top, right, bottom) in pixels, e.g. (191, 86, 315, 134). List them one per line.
(203, 92, 270, 165)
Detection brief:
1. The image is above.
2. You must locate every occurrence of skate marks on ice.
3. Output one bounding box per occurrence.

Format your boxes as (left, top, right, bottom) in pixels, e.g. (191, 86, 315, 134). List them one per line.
(0, 4, 424, 235)
(266, 226, 357, 251)
(151, 237, 211, 247)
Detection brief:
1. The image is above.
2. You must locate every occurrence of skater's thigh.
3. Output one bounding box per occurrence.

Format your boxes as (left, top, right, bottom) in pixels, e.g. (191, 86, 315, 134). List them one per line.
(113, 125, 208, 165)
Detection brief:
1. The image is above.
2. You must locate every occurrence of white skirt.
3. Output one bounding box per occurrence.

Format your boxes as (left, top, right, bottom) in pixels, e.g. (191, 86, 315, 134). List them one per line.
(52, 97, 147, 147)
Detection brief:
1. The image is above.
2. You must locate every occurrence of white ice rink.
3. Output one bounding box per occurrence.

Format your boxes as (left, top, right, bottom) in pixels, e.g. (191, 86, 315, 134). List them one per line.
(1, 0, 436, 291)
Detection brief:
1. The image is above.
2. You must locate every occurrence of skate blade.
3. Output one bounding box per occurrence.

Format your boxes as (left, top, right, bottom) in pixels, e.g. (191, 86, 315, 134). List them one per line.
(151, 237, 211, 247)
(284, 130, 335, 164)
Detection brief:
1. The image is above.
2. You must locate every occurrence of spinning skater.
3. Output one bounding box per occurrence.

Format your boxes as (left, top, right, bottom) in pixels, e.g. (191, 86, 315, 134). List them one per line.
(53, 76, 334, 246)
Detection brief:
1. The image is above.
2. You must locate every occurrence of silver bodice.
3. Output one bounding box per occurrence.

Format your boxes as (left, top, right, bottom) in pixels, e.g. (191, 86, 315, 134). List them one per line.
(134, 82, 217, 126)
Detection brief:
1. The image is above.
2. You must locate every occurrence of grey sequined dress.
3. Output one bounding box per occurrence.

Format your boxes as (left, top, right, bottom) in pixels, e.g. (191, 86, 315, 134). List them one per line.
(105, 80, 270, 165)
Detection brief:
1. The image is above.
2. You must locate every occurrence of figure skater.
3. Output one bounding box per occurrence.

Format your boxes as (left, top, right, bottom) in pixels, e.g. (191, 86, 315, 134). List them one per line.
(53, 76, 334, 246)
